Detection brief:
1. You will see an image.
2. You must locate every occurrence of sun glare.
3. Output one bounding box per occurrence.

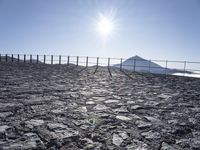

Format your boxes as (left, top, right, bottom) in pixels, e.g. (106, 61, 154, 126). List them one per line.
(95, 13, 115, 38)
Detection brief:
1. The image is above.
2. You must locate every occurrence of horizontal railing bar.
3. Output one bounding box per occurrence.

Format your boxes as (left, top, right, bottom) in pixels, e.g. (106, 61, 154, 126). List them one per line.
(1, 54, 200, 63)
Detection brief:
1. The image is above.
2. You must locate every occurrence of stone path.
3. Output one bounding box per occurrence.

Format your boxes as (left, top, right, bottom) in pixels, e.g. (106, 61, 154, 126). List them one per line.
(0, 62, 200, 149)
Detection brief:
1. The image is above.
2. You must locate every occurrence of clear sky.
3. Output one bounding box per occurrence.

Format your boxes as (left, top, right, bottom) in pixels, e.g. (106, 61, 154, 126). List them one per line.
(0, 0, 200, 61)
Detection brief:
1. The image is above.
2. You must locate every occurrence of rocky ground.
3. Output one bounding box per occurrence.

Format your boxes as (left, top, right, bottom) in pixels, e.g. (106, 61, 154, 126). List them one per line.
(0, 62, 200, 150)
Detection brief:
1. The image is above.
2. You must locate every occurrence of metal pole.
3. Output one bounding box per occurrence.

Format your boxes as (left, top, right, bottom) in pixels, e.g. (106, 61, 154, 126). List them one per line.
(51, 55, 53, 64)
(24, 54, 26, 63)
(0, 54, 1, 62)
(108, 57, 110, 69)
(67, 56, 70, 65)
(165, 60, 168, 75)
(44, 55, 46, 64)
(183, 61, 187, 75)
(133, 59, 136, 72)
(76, 56, 79, 67)
(30, 55, 32, 63)
(37, 55, 39, 64)
(18, 54, 19, 62)
(59, 55, 61, 65)
(12, 54, 14, 62)
(86, 56, 88, 67)
(120, 58, 122, 71)
(149, 60, 151, 73)
(94, 57, 99, 74)
(5, 54, 8, 62)
(108, 58, 112, 77)
(96, 57, 99, 67)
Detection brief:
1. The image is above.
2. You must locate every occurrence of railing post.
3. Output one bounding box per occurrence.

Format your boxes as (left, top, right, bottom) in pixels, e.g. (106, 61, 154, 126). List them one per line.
(0, 54, 1, 62)
(59, 55, 61, 65)
(120, 58, 122, 71)
(12, 54, 14, 62)
(24, 54, 26, 63)
(184, 61, 187, 75)
(108, 57, 110, 69)
(5, 54, 8, 62)
(108, 57, 112, 77)
(76, 56, 79, 67)
(96, 57, 99, 68)
(165, 60, 168, 75)
(67, 56, 70, 65)
(51, 55, 53, 64)
(149, 60, 151, 73)
(86, 56, 88, 67)
(37, 55, 39, 64)
(18, 54, 19, 62)
(30, 55, 32, 63)
(44, 55, 46, 64)
(94, 57, 99, 74)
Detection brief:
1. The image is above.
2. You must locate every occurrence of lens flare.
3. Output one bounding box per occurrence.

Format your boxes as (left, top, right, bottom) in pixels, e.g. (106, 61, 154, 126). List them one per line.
(94, 13, 116, 39)
(97, 14, 113, 37)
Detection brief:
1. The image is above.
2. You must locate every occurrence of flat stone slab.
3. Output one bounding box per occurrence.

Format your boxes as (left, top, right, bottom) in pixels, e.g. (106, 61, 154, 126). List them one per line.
(131, 105, 142, 110)
(0, 133, 45, 150)
(75, 106, 87, 113)
(112, 133, 123, 146)
(104, 99, 120, 104)
(86, 101, 95, 105)
(126, 139, 148, 150)
(127, 101, 136, 104)
(158, 94, 172, 100)
(144, 116, 161, 123)
(112, 131, 128, 146)
(135, 120, 152, 129)
(47, 123, 68, 130)
(47, 123, 79, 139)
(0, 125, 10, 133)
(141, 130, 161, 140)
(93, 104, 109, 111)
(26, 119, 44, 127)
(116, 115, 131, 121)
(114, 107, 129, 113)
(92, 96, 106, 102)
(161, 142, 176, 150)
(0, 112, 13, 118)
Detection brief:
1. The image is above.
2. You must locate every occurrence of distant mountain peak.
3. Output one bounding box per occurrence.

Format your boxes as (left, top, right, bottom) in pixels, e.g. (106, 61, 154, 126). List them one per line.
(128, 55, 144, 60)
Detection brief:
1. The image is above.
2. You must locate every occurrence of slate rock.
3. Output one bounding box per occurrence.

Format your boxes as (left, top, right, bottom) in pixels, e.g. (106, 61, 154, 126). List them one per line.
(135, 120, 152, 129)
(25, 119, 44, 128)
(0, 125, 10, 133)
(93, 104, 109, 111)
(47, 123, 79, 139)
(131, 105, 142, 110)
(112, 133, 123, 146)
(141, 130, 161, 140)
(104, 99, 119, 104)
(160, 142, 176, 150)
(0, 132, 45, 150)
(116, 115, 131, 121)
(75, 106, 87, 113)
(86, 101, 95, 105)
(0, 112, 13, 118)
(126, 139, 148, 150)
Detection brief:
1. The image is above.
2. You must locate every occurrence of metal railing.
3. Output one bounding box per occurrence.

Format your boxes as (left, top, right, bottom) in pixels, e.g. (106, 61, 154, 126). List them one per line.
(0, 54, 200, 77)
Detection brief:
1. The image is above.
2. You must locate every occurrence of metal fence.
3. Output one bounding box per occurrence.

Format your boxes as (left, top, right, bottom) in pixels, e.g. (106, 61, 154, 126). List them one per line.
(0, 54, 200, 77)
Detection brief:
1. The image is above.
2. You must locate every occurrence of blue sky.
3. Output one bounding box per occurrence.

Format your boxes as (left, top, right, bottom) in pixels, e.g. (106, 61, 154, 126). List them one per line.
(0, 0, 200, 61)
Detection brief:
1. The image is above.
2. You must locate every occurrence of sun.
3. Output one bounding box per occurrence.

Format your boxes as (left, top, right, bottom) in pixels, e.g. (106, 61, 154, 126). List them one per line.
(95, 13, 115, 38)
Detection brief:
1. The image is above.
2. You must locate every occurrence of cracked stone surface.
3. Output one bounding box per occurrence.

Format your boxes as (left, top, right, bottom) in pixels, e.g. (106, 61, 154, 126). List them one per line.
(0, 62, 200, 149)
